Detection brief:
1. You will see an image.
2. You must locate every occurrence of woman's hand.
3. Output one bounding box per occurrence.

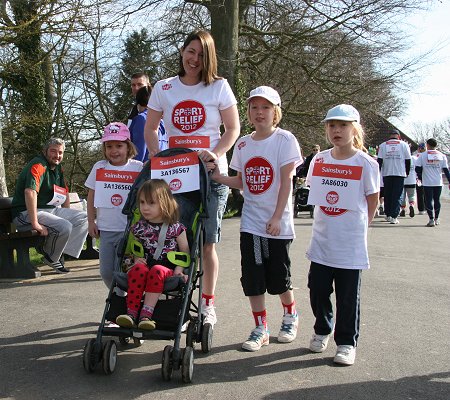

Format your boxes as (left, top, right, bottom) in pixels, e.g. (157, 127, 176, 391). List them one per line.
(197, 149, 218, 163)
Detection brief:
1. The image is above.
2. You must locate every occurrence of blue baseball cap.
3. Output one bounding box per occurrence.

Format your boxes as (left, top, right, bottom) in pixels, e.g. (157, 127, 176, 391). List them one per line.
(322, 104, 360, 123)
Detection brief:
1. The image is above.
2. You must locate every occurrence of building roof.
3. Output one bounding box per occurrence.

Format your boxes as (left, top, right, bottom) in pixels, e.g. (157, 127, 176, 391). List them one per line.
(362, 112, 418, 152)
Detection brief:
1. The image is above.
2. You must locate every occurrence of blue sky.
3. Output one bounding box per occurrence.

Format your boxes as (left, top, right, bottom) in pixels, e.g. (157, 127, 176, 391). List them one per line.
(390, 1, 450, 135)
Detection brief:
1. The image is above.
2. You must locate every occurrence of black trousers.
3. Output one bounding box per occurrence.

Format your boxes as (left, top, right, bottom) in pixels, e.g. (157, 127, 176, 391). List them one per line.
(308, 262, 362, 347)
(383, 175, 405, 218)
(416, 184, 425, 212)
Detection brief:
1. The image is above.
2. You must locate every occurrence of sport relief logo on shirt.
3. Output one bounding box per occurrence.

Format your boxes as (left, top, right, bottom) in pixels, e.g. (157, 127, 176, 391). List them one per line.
(172, 100, 206, 133)
(244, 157, 274, 195)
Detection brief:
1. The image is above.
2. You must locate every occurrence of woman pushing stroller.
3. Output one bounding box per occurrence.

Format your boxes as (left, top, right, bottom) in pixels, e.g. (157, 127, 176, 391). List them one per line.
(116, 179, 189, 330)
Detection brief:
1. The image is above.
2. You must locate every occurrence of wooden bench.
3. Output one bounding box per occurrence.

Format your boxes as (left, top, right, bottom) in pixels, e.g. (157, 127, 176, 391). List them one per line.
(0, 197, 44, 279)
(0, 194, 99, 279)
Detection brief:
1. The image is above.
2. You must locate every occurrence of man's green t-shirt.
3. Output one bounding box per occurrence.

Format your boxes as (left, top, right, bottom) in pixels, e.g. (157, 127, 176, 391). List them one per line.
(11, 155, 67, 219)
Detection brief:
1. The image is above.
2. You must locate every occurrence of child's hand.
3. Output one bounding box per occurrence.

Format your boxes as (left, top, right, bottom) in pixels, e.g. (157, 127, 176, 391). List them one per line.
(88, 221, 99, 238)
(266, 217, 281, 236)
(211, 164, 222, 180)
(173, 267, 188, 283)
(134, 257, 147, 265)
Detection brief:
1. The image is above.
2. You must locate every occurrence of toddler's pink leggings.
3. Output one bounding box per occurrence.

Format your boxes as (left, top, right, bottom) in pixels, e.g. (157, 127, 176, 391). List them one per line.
(126, 263, 174, 313)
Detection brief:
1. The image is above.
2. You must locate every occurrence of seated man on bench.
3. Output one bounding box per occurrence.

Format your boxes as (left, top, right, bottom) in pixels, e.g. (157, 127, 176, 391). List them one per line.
(11, 138, 88, 274)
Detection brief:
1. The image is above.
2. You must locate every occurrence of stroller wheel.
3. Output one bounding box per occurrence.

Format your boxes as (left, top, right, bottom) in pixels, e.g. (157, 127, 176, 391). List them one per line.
(161, 345, 173, 381)
(181, 346, 194, 383)
(186, 321, 197, 348)
(119, 336, 130, 346)
(201, 323, 213, 354)
(102, 340, 117, 375)
(83, 338, 99, 373)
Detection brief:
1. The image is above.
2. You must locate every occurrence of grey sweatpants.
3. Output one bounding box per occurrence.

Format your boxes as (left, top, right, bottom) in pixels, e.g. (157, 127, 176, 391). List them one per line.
(14, 207, 88, 262)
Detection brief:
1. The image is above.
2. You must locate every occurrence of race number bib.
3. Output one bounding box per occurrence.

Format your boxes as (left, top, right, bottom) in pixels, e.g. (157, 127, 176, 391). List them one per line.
(47, 185, 67, 207)
(308, 163, 363, 211)
(384, 140, 401, 159)
(427, 150, 442, 165)
(151, 151, 200, 194)
(94, 170, 139, 208)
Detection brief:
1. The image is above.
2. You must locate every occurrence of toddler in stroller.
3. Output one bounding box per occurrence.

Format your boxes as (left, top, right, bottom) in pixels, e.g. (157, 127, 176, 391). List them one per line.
(115, 179, 189, 330)
(293, 178, 314, 218)
(82, 148, 211, 383)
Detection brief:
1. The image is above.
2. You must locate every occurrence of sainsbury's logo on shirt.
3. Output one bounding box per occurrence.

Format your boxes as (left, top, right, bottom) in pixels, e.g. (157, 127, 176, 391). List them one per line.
(313, 163, 362, 180)
(104, 172, 134, 180)
(173, 138, 202, 146)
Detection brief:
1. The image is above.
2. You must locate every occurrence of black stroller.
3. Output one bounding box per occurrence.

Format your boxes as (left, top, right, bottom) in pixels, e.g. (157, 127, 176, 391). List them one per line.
(82, 148, 211, 383)
(293, 178, 314, 218)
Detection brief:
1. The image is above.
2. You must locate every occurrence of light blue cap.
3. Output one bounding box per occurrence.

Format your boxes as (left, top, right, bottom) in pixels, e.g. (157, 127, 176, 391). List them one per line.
(322, 104, 360, 123)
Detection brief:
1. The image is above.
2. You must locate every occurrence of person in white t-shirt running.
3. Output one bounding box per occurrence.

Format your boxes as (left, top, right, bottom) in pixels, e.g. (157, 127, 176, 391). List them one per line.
(414, 138, 450, 227)
(306, 104, 380, 366)
(212, 86, 302, 351)
(143, 30, 240, 327)
(85, 122, 143, 290)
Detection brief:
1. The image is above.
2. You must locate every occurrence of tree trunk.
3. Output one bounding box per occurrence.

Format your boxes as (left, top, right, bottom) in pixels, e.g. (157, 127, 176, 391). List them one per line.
(209, 0, 240, 87)
(10, 0, 53, 158)
(0, 126, 8, 197)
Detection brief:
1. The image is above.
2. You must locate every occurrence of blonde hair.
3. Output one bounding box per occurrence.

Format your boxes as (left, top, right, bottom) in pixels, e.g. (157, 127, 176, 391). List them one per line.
(246, 103, 283, 127)
(178, 30, 220, 85)
(325, 121, 365, 150)
(137, 179, 179, 225)
(102, 139, 137, 160)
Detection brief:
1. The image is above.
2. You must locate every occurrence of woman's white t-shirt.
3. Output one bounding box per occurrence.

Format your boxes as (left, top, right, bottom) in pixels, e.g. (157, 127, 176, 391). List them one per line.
(415, 150, 449, 186)
(148, 76, 237, 174)
(306, 149, 379, 270)
(230, 128, 302, 239)
(85, 159, 143, 231)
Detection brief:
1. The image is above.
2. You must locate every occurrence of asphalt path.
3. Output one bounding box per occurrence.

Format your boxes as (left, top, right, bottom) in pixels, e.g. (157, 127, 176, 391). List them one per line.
(1, 201, 449, 400)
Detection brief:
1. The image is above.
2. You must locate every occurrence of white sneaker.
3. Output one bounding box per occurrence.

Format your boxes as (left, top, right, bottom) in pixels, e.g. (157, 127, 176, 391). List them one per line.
(277, 313, 298, 343)
(202, 303, 217, 326)
(427, 219, 435, 227)
(242, 326, 269, 351)
(418, 211, 426, 215)
(334, 345, 356, 365)
(309, 333, 331, 353)
(390, 217, 399, 224)
(385, 215, 391, 222)
(434, 218, 440, 226)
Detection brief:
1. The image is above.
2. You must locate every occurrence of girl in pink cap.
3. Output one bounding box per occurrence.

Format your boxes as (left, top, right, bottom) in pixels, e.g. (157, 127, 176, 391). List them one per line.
(85, 122, 143, 298)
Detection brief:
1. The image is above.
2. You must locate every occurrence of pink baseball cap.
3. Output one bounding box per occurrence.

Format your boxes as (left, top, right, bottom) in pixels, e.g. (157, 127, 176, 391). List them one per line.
(101, 122, 130, 142)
